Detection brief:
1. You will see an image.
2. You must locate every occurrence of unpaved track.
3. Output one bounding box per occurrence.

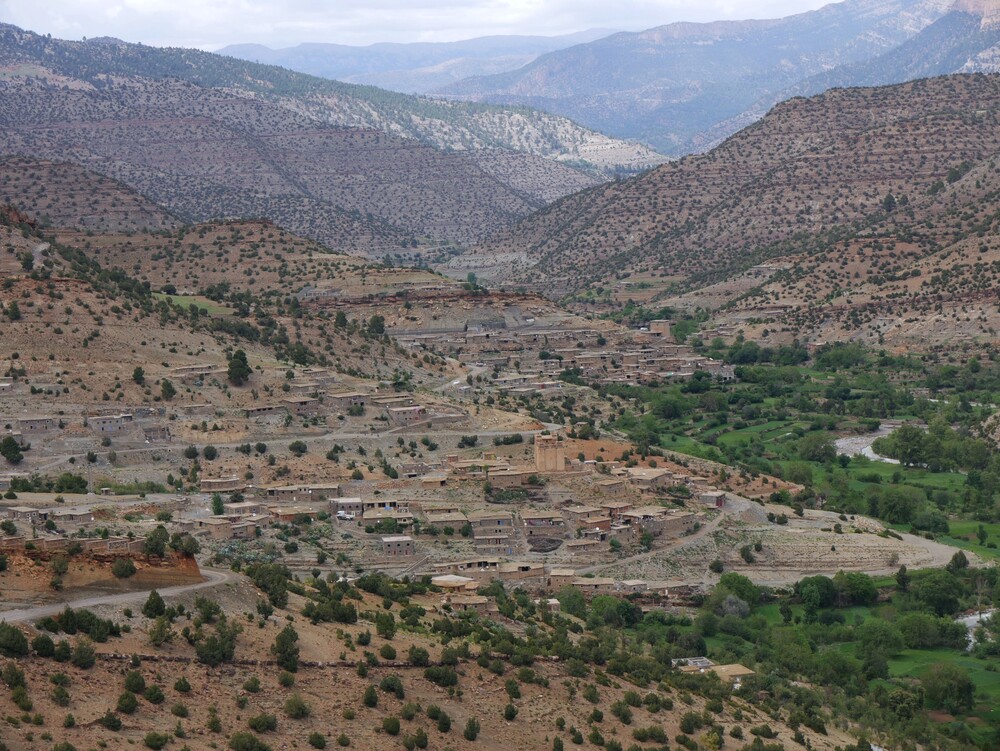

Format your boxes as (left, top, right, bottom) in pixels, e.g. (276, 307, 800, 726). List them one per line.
(0, 567, 232, 623)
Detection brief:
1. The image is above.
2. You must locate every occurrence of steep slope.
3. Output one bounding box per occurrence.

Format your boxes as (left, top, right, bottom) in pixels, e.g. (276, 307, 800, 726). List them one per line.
(438, 0, 950, 155)
(456, 74, 1000, 301)
(219, 29, 614, 94)
(0, 23, 661, 175)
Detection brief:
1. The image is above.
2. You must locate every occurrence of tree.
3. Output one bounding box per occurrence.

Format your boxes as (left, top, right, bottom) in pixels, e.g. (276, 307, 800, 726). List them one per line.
(144, 526, 170, 558)
(895, 564, 910, 592)
(367, 315, 385, 335)
(112, 558, 137, 578)
(271, 624, 300, 673)
(1, 435, 24, 464)
(798, 432, 836, 463)
(160, 379, 177, 400)
(893, 424, 926, 467)
(211, 493, 225, 515)
(856, 619, 904, 665)
(922, 663, 975, 713)
(916, 570, 961, 616)
(228, 349, 252, 386)
(289, 440, 308, 457)
(203, 445, 219, 461)
(142, 590, 166, 618)
(132, 367, 145, 385)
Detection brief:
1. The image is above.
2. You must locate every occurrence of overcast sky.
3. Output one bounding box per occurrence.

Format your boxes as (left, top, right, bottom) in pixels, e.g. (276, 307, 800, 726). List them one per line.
(0, 0, 836, 49)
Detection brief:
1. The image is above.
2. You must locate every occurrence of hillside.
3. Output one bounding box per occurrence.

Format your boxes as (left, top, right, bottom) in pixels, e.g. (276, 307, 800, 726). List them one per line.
(454, 74, 1000, 311)
(0, 23, 662, 176)
(0, 71, 548, 252)
(219, 29, 614, 94)
(437, 0, 951, 155)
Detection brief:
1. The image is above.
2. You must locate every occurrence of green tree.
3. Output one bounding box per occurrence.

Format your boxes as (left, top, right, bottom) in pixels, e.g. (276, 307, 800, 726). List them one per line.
(922, 663, 975, 713)
(145, 526, 170, 557)
(211, 493, 225, 515)
(271, 624, 300, 673)
(0, 623, 29, 657)
(228, 349, 252, 386)
(142, 590, 166, 618)
(160, 379, 177, 400)
(132, 367, 145, 385)
(0, 435, 24, 465)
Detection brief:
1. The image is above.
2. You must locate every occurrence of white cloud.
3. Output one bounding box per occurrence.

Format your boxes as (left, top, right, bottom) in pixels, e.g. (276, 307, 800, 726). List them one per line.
(0, 0, 835, 48)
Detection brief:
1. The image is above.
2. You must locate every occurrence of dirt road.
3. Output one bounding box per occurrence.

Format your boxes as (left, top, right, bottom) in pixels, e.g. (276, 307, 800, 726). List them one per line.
(0, 567, 232, 624)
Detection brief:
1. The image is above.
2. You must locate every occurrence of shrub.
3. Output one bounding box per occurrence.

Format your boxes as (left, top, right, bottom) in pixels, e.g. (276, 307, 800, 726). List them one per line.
(243, 676, 261, 693)
(464, 717, 481, 740)
(117, 691, 139, 714)
(0, 623, 29, 657)
(32, 634, 55, 657)
(284, 693, 310, 719)
(308, 732, 327, 749)
(424, 666, 458, 687)
(363, 685, 377, 707)
(337, 734, 350, 747)
(229, 732, 272, 751)
(143, 684, 165, 704)
(172, 702, 189, 717)
(98, 710, 122, 730)
(503, 703, 518, 721)
(248, 713, 277, 732)
(144, 732, 170, 750)
(112, 558, 137, 578)
(124, 670, 146, 693)
(174, 676, 191, 693)
(380, 643, 397, 660)
(382, 716, 401, 735)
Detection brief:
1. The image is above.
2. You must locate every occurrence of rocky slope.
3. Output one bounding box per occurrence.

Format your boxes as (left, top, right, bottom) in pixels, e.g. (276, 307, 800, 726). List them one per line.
(455, 74, 1000, 313)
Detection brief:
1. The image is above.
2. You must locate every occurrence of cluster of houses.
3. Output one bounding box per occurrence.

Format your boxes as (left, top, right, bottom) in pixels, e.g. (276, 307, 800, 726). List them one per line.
(392, 317, 734, 389)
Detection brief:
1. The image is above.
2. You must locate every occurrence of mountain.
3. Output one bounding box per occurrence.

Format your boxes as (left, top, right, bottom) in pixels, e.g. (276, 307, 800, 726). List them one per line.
(0, 24, 651, 255)
(218, 29, 615, 94)
(453, 74, 1000, 312)
(0, 24, 661, 177)
(437, 0, 953, 155)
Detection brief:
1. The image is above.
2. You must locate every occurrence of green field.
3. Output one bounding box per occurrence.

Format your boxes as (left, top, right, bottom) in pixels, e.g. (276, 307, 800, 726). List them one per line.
(154, 293, 234, 315)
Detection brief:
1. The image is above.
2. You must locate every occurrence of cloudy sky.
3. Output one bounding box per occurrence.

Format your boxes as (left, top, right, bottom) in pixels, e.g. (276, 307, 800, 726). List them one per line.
(0, 0, 835, 49)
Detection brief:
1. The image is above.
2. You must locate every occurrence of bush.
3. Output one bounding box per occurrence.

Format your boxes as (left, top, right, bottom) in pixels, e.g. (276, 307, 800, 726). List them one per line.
(174, 676, 191, 693)
(112, 558, 137, 579)
(380, 643, 397, 660)
(0, 623, 29, 657)
(424, 666, 458, 687)
(98, 710, 122, 730)
(308, 732, 327, 749)
(124, 670, 146, 693)
(363, 685, 378, 707)
(172, 702, 189, 717)
(464, 717, 481, 740)
(32, 633, 55, 657)
(144, 684, 165, 704)
(503, 703, 518, 721)
(337, 734, 350, 747)
(144, 732, 170, 750)
(117, 691, 139, 714)
(248, 713, 277, 732)
(284, 693, 311, 719)
(382, 716, 401, 735)
(229, 732, 272, 751)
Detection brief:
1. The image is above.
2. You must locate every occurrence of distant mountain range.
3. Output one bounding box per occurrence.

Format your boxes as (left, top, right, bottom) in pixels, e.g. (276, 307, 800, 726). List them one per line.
(0, 24, 660, 177)
(218, 30, 615, 94)
(437, 0, 1000, 155)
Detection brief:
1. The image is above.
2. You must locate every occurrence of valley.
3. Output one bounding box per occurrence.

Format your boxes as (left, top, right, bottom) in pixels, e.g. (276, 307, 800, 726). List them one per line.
(1, 8, 1000, 751)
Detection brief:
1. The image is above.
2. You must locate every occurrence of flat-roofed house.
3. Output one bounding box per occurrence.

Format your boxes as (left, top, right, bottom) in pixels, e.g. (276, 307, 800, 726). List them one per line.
(381, 535, 414, 557)
(520, 510, 565, 537)
(468, 510, 514, 536)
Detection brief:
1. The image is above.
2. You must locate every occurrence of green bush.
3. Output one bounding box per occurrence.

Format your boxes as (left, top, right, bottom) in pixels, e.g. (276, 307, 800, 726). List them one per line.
(308, 732, 327, 749)
(382, 716, 401, 735)
(248, 713, 277, 732)
(144, 732, 170, 750)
